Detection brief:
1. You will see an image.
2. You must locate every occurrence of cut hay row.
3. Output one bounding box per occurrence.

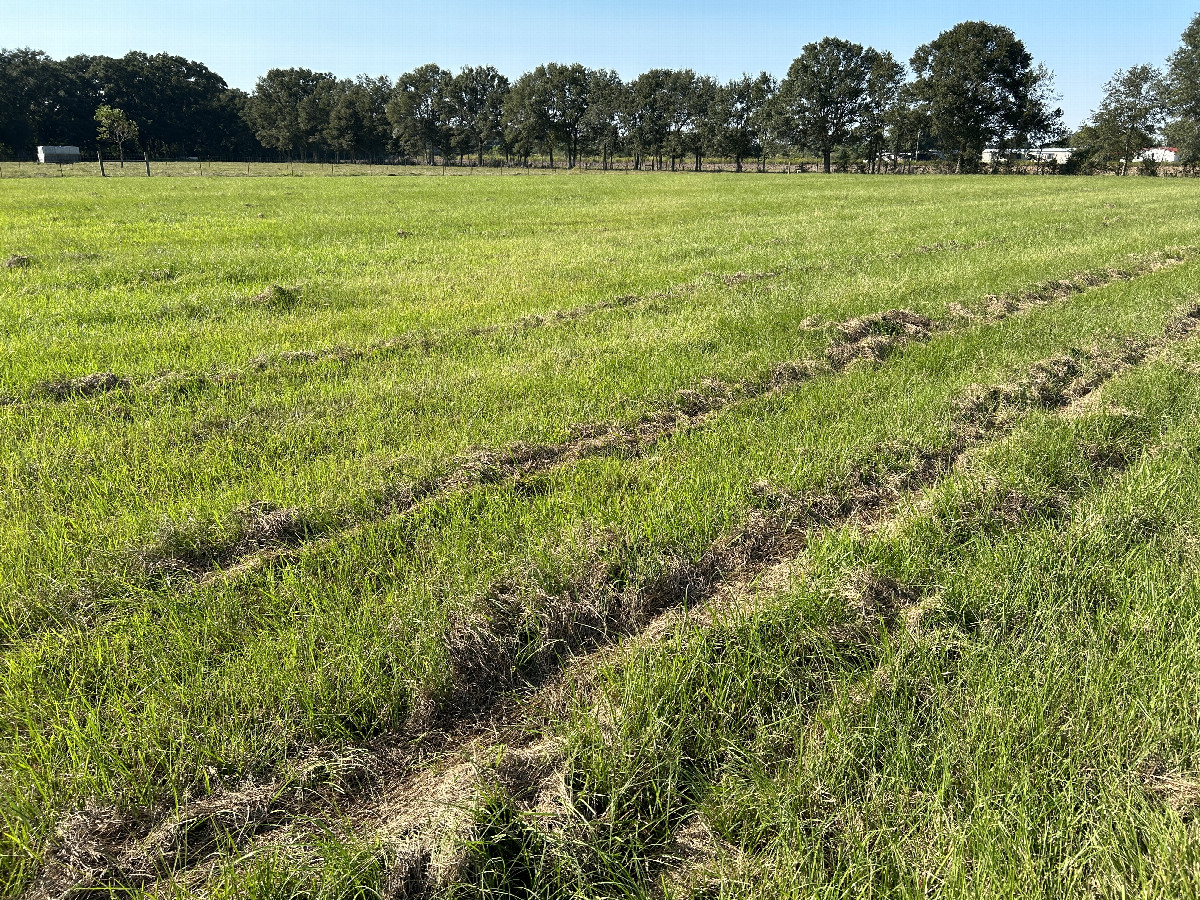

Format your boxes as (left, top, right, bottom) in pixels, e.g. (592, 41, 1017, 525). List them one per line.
(35, 301, 1200, 899)
(118, 249, 1187, 591)
(10, 176, 1200, 898)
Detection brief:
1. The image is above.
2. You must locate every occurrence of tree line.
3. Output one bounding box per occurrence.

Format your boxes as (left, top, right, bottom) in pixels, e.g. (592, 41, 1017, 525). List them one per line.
(1071, 14, 1200, 174)
(5, 16, 1200, 173)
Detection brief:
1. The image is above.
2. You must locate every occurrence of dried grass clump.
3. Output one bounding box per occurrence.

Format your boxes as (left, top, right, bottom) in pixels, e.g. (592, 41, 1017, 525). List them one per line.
(1142, 765, 1200, 816)
(34, 372, 125, 400)
(1166, 304, 1200, 338)
(836, 309, 932, 343)
(720, 270, 778, 286)
(143, 371, 222, 397)
(248, 284, 302, 310)
(135, 501, 307, 581)
(233, 501, 305, 556)
(957, 354, 1086, 426)
(29, 806, 150, 898)
(827, 309, 933, 370)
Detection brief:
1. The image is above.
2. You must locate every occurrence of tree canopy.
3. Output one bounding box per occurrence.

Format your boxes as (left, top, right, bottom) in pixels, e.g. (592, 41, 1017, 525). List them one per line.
(18, 17, 1200, 176)
(773, 37, 880, 173)
(910, 21, 1060, 171)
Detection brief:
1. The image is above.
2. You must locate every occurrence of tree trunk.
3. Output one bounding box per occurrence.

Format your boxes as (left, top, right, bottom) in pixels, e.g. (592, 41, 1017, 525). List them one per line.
(823, 148, 831, 173)
(735, 155, 742, 173)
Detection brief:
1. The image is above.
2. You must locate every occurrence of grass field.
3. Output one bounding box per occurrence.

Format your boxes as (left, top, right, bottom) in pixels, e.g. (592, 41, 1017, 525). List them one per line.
(3, 172, 1200, 898)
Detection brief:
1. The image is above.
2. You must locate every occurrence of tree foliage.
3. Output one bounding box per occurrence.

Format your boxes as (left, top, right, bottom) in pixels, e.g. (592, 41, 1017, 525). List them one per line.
(447, 66, 509, 164)
(773, 38, 879, 172)
(94, 104, 137, 164)
(708, 73, 774, 171)
(1165, 13, 1200, 165)
(1077, 65, 1166, 175)
(0, 18, 1109, 173)
(387, 64, 452, 165)
(248, 68, 337, 158)
(910, 21, 1060, 171)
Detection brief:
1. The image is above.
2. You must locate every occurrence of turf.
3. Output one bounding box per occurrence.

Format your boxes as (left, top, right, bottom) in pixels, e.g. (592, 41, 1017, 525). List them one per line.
(2, 172, 1200, 898)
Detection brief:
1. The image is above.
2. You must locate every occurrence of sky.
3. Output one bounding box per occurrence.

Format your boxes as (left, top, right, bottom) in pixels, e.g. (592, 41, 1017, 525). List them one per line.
(3, 0, 1197, 129)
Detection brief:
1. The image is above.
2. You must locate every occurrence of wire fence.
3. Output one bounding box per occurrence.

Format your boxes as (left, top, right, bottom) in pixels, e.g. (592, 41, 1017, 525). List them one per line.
(2, 154, 1185, 179)
(0, 154, 970, 179)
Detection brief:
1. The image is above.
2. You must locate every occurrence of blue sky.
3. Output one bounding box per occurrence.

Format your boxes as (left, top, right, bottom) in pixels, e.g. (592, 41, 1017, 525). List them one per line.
(4, 0, 1197, 128)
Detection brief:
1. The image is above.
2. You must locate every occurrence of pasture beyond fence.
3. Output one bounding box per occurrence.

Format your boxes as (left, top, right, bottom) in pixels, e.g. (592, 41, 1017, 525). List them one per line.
(1, 157, 1193, 178)
(0, 157, 872, 178)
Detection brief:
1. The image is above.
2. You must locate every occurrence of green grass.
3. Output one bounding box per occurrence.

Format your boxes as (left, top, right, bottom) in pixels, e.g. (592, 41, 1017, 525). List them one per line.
(3, 172, 1200, 898)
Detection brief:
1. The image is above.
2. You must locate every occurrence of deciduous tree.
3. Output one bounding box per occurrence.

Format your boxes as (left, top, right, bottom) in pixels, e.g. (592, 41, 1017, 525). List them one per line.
(387, 64, 452, 165)
(707, 72, 774, 172)
(94, 103, 138, 165)
(249, 68, 337, 159)
(774, 38, 876, 173)
(1165, 13, 1200, 165)
(1083, 65, 1166, 175)
(857, 52, 905, 173)
(580, 69, 625, 168)
(447, 66, 509, 165)
(910, 21, 1058, 172)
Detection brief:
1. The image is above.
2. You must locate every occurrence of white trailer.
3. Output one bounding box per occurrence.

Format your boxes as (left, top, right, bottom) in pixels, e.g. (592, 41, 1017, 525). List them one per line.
(37, 146, 82, 164)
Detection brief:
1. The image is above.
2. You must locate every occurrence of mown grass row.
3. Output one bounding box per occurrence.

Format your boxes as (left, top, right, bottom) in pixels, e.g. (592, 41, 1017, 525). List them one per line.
(132, 278, 1200, 900)
(543, 346, 1200, 898)
(0, 239, 1186, 642)
(8, 254, 1200, 895)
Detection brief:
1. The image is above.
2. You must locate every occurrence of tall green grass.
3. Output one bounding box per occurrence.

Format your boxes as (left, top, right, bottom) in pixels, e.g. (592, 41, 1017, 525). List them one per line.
(3, 173, 1200, 896)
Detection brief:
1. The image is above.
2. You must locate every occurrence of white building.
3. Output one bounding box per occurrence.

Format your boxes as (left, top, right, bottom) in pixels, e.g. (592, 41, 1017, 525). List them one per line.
(1135, 147, 1179, 163)
(37, 145, 81, 164)
(982, 147, 1074, 164)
